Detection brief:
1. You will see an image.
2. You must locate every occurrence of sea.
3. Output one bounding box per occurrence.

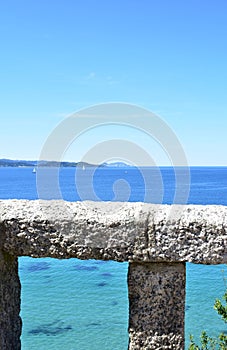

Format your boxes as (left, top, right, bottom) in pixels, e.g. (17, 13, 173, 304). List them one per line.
(0, 166, 227, 350)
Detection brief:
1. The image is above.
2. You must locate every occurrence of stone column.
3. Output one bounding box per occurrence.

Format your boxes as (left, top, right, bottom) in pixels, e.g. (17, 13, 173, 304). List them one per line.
(0, 250, 21, 350)
(128, 262, 185, 350)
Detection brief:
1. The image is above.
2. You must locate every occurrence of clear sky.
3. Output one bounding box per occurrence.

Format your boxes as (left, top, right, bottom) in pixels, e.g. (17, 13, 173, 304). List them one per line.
(0, 0, 227, 165)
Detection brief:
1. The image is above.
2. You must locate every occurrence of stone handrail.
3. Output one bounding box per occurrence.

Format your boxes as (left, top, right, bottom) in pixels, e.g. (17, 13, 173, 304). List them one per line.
(0, 200, 227, 349)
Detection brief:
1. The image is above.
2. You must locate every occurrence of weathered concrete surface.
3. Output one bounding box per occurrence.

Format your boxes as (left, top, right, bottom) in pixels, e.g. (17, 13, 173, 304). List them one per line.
(0, 248, 21, 350)
(0, 200, 226, 349)
(0, 200, 227, 263)
(128, 263, 185, 350)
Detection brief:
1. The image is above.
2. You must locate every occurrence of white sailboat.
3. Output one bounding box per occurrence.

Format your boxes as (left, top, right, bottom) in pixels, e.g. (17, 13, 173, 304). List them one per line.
(32, 167, 36, 174)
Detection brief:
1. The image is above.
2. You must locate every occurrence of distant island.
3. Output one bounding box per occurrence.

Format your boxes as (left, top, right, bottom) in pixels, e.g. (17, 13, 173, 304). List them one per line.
(0, 159, 132, 168)
(105, 161, 131, 168)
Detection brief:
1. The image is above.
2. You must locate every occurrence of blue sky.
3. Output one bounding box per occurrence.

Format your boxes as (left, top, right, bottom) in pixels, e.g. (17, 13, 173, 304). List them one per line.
(0, 0, 227, 165)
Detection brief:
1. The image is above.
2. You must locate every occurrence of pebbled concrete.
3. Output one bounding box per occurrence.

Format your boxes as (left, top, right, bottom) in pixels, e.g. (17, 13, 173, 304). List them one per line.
(0, 249, 21, 350)
(0, 200, 227, 264)
(128, 262, 185, 350)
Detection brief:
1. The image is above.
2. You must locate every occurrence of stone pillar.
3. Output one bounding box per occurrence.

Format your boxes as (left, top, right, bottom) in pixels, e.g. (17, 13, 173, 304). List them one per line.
(0, 250, 21, 350)
(128, 262, 185, 350)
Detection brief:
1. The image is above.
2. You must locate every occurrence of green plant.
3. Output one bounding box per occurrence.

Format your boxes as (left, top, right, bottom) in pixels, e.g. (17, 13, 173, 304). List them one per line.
(188, 331, 217, 350)
(214, 291, 227, 323)
(188, 291, 227, 350)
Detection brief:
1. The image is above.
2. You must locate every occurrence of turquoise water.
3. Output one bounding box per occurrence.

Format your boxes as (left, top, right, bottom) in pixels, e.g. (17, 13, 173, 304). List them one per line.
(19, 258, 129, 350)
(186, 264, 226, 346)
(19, 258, 226, 350)
(0, 166, 227, 349)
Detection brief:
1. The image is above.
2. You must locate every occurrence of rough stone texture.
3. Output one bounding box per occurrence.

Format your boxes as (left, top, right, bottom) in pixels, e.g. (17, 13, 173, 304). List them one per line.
(0, 200, 227, 264)
(128, 263, 185, 350)
(0, 200, 226, 349)
(0, 248, 21, 350)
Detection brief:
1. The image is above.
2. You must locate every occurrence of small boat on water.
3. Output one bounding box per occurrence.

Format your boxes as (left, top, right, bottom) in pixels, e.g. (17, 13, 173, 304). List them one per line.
(32, 167, 36, 174)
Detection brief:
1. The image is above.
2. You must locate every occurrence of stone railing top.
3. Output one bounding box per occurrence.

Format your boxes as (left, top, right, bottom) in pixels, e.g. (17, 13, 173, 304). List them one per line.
(0, 200, 227, 264)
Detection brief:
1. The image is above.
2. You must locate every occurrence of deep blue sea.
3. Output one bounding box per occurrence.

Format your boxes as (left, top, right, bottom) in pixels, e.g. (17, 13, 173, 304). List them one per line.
(0, 166, 227, 349)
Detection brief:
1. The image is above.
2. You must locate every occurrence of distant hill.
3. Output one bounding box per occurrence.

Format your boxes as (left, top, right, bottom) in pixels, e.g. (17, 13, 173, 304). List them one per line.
(105, 161, 132, 167)
(0, 159, 132, 168)
(0, 159, 101, 168)
(0, 159, 37, 167)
